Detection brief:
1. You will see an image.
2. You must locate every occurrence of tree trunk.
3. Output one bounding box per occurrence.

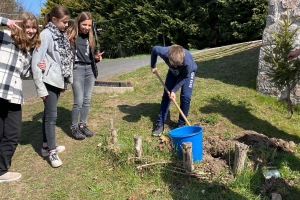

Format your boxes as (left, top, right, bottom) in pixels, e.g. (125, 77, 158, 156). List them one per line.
(233, 143, 249, 174)
(181, 142, 194, 172)
(134, 136, 143, 159)
(110, 129, 118, 145)
(110, 118, 114, 130)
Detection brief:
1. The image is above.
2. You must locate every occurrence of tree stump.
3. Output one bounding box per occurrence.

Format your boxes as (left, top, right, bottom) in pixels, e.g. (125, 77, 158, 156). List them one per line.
(181, 142, 194, 172)
(134, 136, 143, 159)
(109, 118, 114, 130)
(233, 142, 249, 174)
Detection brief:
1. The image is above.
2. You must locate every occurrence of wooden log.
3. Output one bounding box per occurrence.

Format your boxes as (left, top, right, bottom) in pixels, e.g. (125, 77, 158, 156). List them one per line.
(181, 142, 194, 172)
(134, 136, 143, 158)
(110, 129, 118, 145)
(109, 118, 114, 130)
(233, 142, 249, 174)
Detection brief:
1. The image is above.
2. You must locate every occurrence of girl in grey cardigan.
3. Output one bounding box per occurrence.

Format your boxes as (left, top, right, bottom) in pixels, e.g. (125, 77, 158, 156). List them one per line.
(31, 6, 72, 168)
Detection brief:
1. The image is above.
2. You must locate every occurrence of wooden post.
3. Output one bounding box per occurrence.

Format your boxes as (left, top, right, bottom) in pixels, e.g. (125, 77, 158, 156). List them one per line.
(109, 118, 114, 130)
(110, 128, 118, 145)
(233, 142, 249, 174)
(134, 136, 143, 159)
(181, 142, 194, 172)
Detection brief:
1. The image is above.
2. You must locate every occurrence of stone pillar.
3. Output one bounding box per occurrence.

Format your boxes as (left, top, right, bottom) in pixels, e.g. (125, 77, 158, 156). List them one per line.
(257, 0, 300, 103)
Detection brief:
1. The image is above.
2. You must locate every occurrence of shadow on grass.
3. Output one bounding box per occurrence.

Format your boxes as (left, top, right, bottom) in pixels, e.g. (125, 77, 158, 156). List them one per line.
(117, 103, 177, 129)
(20, 106, 73, 157)
(196, 46, 260, 89)
(200, 97, 300, 143)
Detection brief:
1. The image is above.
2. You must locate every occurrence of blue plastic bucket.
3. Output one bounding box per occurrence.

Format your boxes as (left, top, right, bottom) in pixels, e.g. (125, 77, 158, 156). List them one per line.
(168, 126, 203, 162)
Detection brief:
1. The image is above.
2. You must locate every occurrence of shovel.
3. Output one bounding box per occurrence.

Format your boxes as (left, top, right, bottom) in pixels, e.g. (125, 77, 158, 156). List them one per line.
(155, 71, 191, 126)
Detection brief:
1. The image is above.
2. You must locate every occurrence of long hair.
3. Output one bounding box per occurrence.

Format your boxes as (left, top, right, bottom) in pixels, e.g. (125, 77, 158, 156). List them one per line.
(66, 12, 95, 49)
(10, 12, 41, 51)
(44, 5, 69, 27)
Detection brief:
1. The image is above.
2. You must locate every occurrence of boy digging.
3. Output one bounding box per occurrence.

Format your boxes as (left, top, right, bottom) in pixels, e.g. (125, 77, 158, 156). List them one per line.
(150, 45, 198, 136)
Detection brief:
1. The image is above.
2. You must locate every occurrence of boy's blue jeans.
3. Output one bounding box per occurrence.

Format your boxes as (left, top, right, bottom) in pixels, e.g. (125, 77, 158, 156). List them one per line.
(157, 70, 195, 127)
(71, 63, 95, 128)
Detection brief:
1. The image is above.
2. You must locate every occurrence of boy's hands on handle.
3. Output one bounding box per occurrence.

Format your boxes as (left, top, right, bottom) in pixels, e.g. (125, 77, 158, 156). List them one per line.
(151, 67, 157, 74)
(154, 70, 191, 126)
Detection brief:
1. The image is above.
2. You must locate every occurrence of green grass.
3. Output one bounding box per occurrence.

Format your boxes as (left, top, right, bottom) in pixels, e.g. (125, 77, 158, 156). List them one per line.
(2, 41, 300, 199)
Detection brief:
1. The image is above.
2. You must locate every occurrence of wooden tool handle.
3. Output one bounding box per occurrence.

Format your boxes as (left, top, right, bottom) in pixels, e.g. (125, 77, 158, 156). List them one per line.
(155, 71, 191, 126)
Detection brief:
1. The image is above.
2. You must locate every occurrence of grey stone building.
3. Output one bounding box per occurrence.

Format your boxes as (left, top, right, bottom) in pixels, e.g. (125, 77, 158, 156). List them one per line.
(257, 0, 300, 103)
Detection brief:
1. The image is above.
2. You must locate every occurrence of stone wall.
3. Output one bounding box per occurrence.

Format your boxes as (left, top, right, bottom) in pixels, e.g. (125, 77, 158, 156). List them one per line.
(257, 0, 300, 103)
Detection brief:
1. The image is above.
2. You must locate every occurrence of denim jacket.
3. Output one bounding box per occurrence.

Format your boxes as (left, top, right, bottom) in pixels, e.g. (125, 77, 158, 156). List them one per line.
(31, 29, 72, 97)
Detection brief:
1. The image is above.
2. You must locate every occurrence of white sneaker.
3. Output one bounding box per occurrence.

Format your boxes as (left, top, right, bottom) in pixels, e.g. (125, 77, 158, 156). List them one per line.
(0, 172, 22, 183)
(41, 146, 65, 157)
(49, 152, 62, 168)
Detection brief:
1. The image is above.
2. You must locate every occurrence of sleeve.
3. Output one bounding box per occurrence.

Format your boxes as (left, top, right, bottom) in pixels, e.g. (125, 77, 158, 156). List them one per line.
(150, 46, 169, 68)
(0, 17, 9, 26)
(31, 31, 49, 97)
(171, 76, 187, 93)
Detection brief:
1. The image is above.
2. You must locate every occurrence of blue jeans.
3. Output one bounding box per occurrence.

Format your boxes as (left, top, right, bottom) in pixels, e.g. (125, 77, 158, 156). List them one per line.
(157, 70, 195, 126)
(0, 98, 21, 175)
(42, 83, 60, 151)
(71, 63, 95, 128)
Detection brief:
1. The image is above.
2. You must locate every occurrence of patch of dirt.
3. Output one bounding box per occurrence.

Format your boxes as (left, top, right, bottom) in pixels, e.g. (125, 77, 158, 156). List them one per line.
(158, 129, 297, 198)
(196, 130, 295, 180)
(261, 177, 295, 199)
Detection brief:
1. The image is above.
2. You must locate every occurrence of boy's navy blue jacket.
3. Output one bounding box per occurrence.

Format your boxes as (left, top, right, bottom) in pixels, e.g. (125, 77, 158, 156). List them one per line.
(150, 46, 197, 93)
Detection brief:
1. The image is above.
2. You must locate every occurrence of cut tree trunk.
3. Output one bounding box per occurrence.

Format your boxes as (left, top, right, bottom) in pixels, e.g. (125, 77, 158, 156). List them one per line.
(181, 142, 194, 172)
(110, 118, 114, 130)
(110, 129, 118, 145)
(134, 136, 143, 159)
(233, 142, 249, 174)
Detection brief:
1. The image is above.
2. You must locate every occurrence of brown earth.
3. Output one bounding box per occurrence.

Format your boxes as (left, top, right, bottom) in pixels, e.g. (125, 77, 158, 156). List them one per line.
(157, 128, 297, 198)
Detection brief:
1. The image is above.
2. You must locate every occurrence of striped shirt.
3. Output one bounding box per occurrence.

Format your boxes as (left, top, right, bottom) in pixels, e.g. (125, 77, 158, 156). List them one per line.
(0, 17, 32, 104)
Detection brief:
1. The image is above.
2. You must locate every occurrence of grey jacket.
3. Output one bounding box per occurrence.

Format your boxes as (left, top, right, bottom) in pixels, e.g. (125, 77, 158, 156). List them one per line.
(32, 28, 72, 97)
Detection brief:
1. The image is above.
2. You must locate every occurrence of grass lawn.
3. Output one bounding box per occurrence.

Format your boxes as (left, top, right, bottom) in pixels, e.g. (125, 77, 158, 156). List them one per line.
(2, 41, 300, 199)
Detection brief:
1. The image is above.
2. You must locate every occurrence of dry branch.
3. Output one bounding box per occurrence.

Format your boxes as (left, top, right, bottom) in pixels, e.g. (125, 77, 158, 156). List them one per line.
(136, 161, 174, 170)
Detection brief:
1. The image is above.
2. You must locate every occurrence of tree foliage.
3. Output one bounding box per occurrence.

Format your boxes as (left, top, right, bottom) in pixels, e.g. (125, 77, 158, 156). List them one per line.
(0, 0, 24, 19)
(41, 0, 268, 58)
(262, 11, 300, 117)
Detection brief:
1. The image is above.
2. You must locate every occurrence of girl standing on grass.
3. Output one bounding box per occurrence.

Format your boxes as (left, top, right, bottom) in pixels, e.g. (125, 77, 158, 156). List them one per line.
(66, 12, 104, 140)
(31, 5, 72, 168)
(0, 13, 42, 182)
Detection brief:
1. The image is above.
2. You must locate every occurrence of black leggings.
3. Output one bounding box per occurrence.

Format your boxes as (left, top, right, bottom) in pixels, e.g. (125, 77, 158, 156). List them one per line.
(0, 98, 21, 175)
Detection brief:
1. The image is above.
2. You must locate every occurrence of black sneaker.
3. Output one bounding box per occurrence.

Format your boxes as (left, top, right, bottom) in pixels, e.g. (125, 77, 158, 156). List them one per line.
(71, 126, 86, 140)
(175, 124, 185, 129)
(79, 125, 94, 137)
(152, 124, 164, 137)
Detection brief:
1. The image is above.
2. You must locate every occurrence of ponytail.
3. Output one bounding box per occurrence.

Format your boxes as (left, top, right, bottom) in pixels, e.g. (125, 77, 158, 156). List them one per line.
(43, 13, 51, 28)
